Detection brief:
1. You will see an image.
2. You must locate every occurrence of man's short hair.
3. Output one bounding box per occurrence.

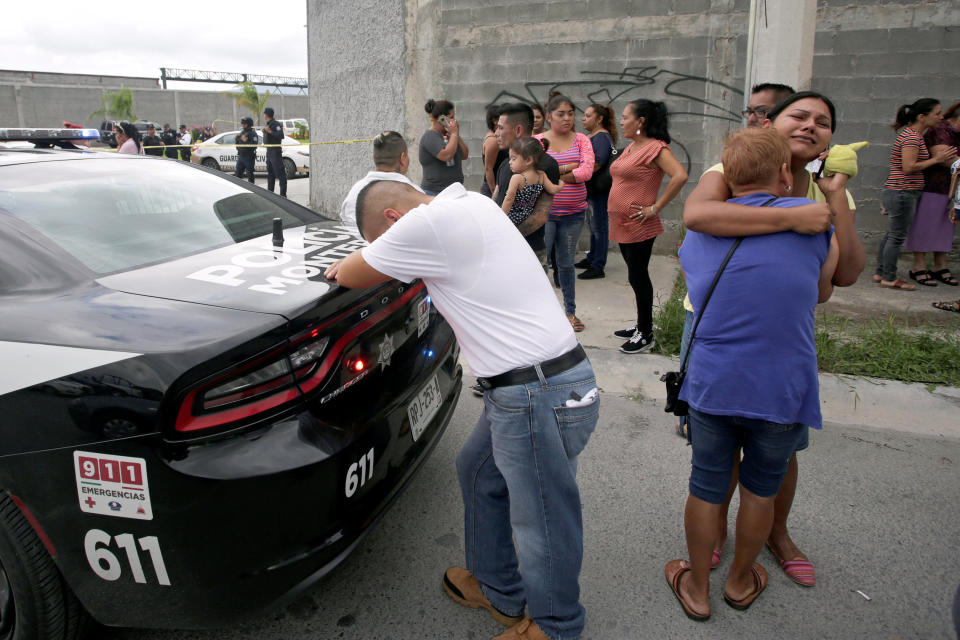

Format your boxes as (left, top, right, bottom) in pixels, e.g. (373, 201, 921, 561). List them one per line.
(721, 128, 791, 189)
(372, 131, 407, 167)
(497, 103, 534, 135)
(264, 107, 275, 117)
(751, 83, 795, 105)
(355, 180, 417, 241)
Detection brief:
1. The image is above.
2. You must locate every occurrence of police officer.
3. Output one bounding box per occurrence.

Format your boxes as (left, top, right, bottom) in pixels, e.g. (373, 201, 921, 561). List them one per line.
(178, 125, 192, 162)
(262, 107, 286, 197)
(235, 117, 258, 184)
(161, 124, 179, 159)
(143, 124, 164, 156)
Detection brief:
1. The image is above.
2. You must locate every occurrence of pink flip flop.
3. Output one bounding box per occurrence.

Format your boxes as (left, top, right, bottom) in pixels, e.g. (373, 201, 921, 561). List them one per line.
(767, 543, 815, 587)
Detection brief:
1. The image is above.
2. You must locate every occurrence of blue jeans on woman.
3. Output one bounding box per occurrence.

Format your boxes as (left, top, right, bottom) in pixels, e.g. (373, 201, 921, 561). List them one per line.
(876, 188, 922, 281)
(545, 212, 586, 316)
(585, 194, 609, 271)
(456, 358, 599, 640)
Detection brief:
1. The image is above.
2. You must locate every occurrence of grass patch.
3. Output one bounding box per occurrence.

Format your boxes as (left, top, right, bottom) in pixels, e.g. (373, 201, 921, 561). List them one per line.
(653, 273, 960, 386)
(653, 273, 687, 357)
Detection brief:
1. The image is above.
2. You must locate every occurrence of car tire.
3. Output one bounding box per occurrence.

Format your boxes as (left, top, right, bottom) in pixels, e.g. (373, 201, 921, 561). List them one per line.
(283, 158, 296, 180)
(0, 493, 88, 640)
(201, 158, 221, 172)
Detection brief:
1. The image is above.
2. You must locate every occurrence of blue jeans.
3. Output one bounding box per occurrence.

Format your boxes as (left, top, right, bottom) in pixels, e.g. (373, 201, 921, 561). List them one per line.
(687, 408, 806, 504)
(585, 194, 609, 270)
(876, 188, 922, 281)
(457, 359, 599, 640)
(545, 213, 585, 315)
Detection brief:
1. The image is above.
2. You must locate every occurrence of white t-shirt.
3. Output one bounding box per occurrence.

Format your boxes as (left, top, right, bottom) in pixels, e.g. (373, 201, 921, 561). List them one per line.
(361, 183, 578, 377)
(340, 171, 423, 229)
(179, 132, 191, 146)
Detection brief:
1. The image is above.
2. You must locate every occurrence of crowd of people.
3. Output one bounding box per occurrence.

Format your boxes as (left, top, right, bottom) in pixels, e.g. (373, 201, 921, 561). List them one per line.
(326, 86, 957, 640)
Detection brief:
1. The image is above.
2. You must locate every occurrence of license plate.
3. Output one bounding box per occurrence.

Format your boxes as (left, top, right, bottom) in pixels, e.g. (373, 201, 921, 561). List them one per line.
(407, 375, 442, 441)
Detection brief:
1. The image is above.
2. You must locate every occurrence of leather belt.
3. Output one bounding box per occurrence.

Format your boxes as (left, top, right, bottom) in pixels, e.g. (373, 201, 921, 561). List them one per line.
(477, 344, 586, 390)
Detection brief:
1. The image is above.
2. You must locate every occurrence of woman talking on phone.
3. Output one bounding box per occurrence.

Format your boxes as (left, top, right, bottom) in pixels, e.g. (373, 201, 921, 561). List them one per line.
(419, 99, 469, 195)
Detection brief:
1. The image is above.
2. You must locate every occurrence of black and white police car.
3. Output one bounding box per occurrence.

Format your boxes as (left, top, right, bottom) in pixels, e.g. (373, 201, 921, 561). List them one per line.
(0, 128, 461, 638)
(191, 130, 310, 179)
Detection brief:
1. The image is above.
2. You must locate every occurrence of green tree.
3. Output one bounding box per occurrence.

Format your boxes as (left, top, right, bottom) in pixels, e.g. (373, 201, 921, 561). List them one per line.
(89, 87, 137, 122)
(224, 81, 271, 126)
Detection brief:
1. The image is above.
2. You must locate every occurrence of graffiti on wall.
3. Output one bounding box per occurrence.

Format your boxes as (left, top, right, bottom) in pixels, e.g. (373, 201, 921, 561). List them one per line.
(487, 66, 745, 172)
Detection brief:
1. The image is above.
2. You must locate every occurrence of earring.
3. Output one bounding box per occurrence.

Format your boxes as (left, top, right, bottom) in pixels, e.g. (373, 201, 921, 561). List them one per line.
(786, 185, 792, 192)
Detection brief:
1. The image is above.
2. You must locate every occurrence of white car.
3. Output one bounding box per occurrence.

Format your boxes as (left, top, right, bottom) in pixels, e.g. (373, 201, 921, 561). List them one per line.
(278, 118, 309, 136)
(191, 130, 310, 178)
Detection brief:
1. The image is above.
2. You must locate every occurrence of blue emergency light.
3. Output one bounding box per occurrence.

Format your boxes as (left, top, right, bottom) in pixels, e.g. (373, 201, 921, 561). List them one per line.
(0, 128, 100, 142)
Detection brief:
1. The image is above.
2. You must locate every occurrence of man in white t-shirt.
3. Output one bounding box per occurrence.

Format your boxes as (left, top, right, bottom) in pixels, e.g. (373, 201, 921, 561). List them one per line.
(339, 131, 422, 230)
(325, 180, 599, 640)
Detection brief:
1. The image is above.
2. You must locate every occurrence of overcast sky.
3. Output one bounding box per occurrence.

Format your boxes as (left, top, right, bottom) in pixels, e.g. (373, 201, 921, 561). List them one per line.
(4, 0, 308, 89)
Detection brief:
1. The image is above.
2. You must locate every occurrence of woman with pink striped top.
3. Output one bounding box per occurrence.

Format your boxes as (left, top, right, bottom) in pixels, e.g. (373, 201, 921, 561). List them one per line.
(536, 93, 595, 332)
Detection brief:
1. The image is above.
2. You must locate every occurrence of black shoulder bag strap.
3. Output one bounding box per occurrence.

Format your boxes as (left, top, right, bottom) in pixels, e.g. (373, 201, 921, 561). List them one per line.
(679, 195, 779, 376)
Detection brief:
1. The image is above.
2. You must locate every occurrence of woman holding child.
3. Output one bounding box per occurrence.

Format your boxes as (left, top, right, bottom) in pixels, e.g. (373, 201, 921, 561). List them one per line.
(668, 126, 839, 621)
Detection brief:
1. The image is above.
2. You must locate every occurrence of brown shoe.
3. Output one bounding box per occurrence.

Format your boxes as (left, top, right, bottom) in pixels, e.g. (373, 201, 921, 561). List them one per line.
(442, 567, 523, 628)
(492, 617, 550, 640)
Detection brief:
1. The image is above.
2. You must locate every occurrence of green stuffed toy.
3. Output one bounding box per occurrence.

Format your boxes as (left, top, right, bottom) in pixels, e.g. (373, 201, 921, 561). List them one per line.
(823, 141, 869, 179)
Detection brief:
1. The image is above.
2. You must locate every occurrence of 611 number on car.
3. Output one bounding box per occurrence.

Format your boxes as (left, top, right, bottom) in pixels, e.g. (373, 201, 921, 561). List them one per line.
(84, 529, 171, 585)
(345, 448, 374, 498)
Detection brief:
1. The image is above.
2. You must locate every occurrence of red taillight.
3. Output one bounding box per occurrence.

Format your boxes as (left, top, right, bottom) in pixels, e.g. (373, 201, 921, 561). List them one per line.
(175, 336, 329, 433)
(174, 282, 426, 435)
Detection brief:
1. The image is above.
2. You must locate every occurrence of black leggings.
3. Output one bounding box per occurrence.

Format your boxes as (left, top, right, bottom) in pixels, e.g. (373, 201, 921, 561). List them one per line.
(619, 238, 656, 335)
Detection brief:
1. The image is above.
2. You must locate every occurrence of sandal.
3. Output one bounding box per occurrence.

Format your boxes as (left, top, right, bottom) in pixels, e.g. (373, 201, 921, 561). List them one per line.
(908, 270, 938, 286)
(932, 300, 960, 313)
(872, 274, 882, 283)
(722, 563, 768, 610)
(931, 269, 959, 286)
(880, 278, 916, 291)
(665, 559, 710, 621)
(711, 549, 721, 570)
(567, 314, 585, 332)
(766, 542, 815, 587)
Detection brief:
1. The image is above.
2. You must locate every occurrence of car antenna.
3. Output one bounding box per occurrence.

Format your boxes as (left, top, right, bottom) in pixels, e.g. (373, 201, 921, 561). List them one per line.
(272, 217, 284, 247)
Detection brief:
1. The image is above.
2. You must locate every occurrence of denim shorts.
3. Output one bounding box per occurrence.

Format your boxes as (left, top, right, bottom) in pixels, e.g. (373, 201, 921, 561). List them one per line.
(688, 409, 807, 504)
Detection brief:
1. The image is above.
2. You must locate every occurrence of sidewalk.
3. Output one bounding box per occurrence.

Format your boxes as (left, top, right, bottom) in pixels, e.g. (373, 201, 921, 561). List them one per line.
(475, 249, 960, 437)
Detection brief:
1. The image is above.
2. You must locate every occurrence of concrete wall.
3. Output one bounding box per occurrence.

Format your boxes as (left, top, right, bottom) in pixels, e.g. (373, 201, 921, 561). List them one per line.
(311, 0, 960, 252)
(0, 75, 308, 133)
(811, 1, 960, 242)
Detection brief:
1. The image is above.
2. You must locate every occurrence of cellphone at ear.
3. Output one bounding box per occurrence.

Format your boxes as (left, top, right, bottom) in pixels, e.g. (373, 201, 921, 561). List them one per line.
(805, 158, 825, 179)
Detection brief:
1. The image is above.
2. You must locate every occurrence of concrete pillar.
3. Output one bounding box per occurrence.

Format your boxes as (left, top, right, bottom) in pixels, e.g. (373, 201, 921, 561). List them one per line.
(306, 0, 439, 216)
(173, 91, 181, 128)
(747, 0, 817, 95)
(14, 84, 24, 127)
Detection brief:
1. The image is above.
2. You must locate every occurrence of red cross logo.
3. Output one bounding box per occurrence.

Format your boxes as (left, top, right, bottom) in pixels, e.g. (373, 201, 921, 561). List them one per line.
(84, 497, 96, 509)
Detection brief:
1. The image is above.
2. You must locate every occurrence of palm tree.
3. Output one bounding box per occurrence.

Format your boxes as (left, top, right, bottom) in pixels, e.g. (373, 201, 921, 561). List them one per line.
(89, 88, 136, 122)
(224, 81, 271, 126)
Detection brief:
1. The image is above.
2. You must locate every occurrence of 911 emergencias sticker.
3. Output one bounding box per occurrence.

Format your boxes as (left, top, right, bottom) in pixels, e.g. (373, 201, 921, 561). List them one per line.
(74, 452, 153, 520)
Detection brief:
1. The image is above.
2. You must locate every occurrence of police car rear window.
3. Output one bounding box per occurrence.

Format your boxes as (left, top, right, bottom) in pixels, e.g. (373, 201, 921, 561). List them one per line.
(0, 157, 308, 275)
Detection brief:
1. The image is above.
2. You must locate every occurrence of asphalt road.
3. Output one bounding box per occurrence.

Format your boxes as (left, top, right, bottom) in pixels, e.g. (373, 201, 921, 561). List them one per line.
(101, 383, 960, 640)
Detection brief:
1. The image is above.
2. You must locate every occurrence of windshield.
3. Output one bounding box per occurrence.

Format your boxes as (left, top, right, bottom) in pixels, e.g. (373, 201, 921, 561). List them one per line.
(0, 157, 312, 274)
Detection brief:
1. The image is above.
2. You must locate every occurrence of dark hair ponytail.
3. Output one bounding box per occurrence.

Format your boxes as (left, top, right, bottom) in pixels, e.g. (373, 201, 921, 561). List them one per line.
(545, 93, 576, 114)
(892, 98, 940, 129)
(510, 136, 548, 165)
(589, 103, 619, 146)
(424, 98, 454, 119)
(117, 121, 142, 152)
(628, 99, 670, 143)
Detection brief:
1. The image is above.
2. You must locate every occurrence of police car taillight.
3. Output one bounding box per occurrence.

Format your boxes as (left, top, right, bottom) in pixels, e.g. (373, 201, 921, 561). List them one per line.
(0, 127, 99, 142)
(175, 334, 331, 433)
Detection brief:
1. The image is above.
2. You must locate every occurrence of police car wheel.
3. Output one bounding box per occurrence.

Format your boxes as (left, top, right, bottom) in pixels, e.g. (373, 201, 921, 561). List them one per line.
(201, 158, 220, 172)
(0, 493, 86, 640)
(283, 158, 296, 179)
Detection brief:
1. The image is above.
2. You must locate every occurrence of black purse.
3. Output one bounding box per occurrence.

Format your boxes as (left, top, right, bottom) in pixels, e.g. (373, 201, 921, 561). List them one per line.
(586, 137, 619, 194)
(661, 197, 777, 416)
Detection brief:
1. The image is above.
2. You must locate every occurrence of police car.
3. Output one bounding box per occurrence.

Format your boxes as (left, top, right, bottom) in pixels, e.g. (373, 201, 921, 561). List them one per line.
(0, 128, 461, 638)
(191, 129, 310, 179)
